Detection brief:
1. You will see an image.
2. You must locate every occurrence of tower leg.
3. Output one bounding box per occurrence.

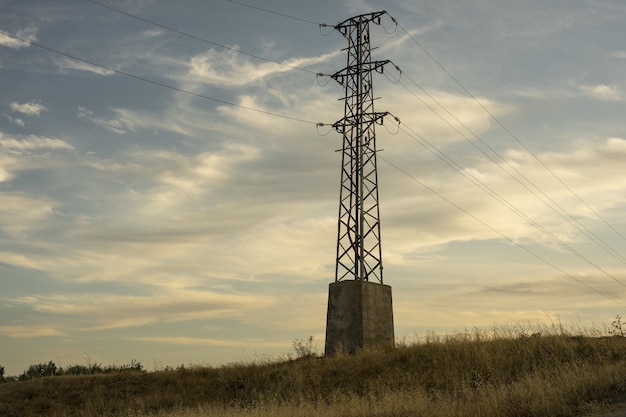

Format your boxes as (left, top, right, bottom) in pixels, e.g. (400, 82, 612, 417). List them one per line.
(324, 280, 394, 356)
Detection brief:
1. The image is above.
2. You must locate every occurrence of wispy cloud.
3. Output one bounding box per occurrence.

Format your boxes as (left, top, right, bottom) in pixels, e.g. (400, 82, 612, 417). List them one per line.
(77, 106, 199, 136)
(3, 114, 25, 128)
(129, 336, 285, 348)
(77, 106, 134, 135)
(382, 136, 626, 259)
(56, 57, 115, 76)
(11, 290, 275, 331)
(0, 193, 56, 238)
(578, 83, 623, 101)
(10, 100, 48, 116)
(0, 27, 36, 49)
(0, 134, 74, 152)
(0, 326, 63, 338)
(0, 164, 12, 182)
(383, 88, 509, 145)
(183, 47, 339, 88)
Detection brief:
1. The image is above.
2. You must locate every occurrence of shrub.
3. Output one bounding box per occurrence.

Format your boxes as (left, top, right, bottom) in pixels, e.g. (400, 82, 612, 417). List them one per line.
(292, 336, 316, 359)
(610, 315, 625, 337)
(19, 361, 59, 381)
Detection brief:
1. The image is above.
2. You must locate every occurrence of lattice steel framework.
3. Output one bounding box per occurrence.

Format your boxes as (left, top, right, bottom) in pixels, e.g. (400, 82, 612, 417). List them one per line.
(332, 12, 390, 283)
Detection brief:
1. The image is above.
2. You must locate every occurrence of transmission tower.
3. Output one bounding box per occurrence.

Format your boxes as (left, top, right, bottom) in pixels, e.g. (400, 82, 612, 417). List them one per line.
(331, 11, 390, 284)
(325, 11, 395, 356)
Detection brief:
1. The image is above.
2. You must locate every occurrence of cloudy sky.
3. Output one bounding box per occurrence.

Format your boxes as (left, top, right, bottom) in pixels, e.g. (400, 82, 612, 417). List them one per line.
(2, 0, 626, 375)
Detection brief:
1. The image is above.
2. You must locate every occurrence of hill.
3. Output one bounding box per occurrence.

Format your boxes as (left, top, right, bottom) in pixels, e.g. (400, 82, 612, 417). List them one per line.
(2, 331, 626, 417)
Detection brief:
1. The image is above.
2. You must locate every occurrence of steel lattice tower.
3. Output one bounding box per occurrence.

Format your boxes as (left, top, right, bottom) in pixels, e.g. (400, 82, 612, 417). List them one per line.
(325, 11, 395, 356)
(332, 11, 389, 284)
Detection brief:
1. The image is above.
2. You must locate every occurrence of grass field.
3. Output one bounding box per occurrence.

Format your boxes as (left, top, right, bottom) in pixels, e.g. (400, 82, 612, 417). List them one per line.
(2, 325, 626, 417)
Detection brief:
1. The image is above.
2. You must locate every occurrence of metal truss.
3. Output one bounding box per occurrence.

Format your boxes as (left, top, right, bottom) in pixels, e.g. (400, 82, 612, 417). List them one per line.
(332, 11, 390, 283)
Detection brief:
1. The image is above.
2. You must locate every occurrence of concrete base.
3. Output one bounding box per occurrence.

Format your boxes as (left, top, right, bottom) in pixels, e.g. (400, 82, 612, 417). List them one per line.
(324, 280, 394, 356)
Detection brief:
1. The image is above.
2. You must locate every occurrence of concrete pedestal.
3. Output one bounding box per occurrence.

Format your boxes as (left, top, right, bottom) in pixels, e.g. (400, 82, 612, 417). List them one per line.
(324, 280, 395, 356)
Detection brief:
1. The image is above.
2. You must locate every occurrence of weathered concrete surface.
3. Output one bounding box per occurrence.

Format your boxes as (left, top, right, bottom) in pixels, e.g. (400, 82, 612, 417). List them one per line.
(324, 280, 394, 356)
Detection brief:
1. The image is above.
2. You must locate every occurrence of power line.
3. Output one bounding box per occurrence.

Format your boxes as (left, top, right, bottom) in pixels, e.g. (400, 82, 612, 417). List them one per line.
(226, 0, 325, 27)
(374, 41, 626, 292)
(379, 154, 626, 309)
(395, 120, 626, 289)
(7, 6, 620, 307)
(0, 30, 322, 126)
(392, 68, 626, 267)
(221, 0, 626, 256)
(392, 16, 626, 242)
(209, 2, 626, 251)
(202, 2, 626, 276)
(86, 0, 626, 274)
(316, 7, 626, 303)
(317, 10, 626, 304)
(87, 0, 320, 76)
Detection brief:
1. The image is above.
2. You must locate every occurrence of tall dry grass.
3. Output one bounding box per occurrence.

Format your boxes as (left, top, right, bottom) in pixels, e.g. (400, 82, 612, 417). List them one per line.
(1, 325, 626, 417)
(165, 361, 626, 417)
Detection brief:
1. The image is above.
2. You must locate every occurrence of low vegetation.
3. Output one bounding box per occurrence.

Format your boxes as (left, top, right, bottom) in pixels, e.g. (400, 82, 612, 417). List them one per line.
(2, 322, 626, 417)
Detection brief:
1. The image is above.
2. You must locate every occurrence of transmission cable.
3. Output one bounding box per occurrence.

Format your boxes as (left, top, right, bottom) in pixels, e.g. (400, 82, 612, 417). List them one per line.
(395, 119, 626, 288)
(226, 0, 325, 27)
(379, 153, 626, 309)
(164, 2, 626, 305)
(0, 30, 322, 126)
(391, 66, 626, 266)
(87, 0, 322, 76)
(391, 15, 625, 241)
(204, 3, 623, 251)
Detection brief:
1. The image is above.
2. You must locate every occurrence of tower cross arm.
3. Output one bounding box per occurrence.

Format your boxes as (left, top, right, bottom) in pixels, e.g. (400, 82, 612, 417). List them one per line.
(333, 10, 388, 31)
(332, 111, 389, 132)
(331, 60, 391, 85)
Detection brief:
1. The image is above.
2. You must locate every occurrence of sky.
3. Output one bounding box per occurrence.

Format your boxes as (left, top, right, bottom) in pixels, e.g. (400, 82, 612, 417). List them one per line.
(1, 0, 626, 376)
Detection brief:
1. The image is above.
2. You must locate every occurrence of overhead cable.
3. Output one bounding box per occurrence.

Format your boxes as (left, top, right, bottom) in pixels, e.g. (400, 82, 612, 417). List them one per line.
(396, 121, 626, 288)
(379, 154, 626, 308)
(0, 30, 322, 126)
(392, 67, 626, 266)
(392, 16, 625, 241)
(226, 0, 325, 27)
(87, 0, 319, 75)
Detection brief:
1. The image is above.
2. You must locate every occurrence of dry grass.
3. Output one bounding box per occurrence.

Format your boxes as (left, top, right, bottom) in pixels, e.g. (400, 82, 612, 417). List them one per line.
(2, 326, 626, 417)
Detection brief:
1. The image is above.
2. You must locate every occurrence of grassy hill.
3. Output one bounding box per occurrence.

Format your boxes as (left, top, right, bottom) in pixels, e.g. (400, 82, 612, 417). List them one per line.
(2, 329, 626, 417)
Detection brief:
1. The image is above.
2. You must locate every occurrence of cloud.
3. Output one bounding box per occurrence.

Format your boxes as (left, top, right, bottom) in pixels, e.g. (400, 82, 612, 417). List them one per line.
(56, 57, 115, 76)
(0, 28, 36, 49)
(10, 101, 48, 116)
(511, 83, 624, 102)
(381, 136, 626, 260)
(0, 326, 63, 338)
(578, 83, 623, 101)
(129, 336, 285, 348)
(0, 165, 12, 182)
(382, 88, 510, 145)
(3, 114, 25, 128)
(77, 106, 198, 136)
(83, 142, 261, 198)
(11, 290, 275, 331)
(184, 47, 340, 88)
(141, 29, 163, 38)
(0, 134, 74, 152)
(0, 193, 56, 238)
(77, 106, 134, 135)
